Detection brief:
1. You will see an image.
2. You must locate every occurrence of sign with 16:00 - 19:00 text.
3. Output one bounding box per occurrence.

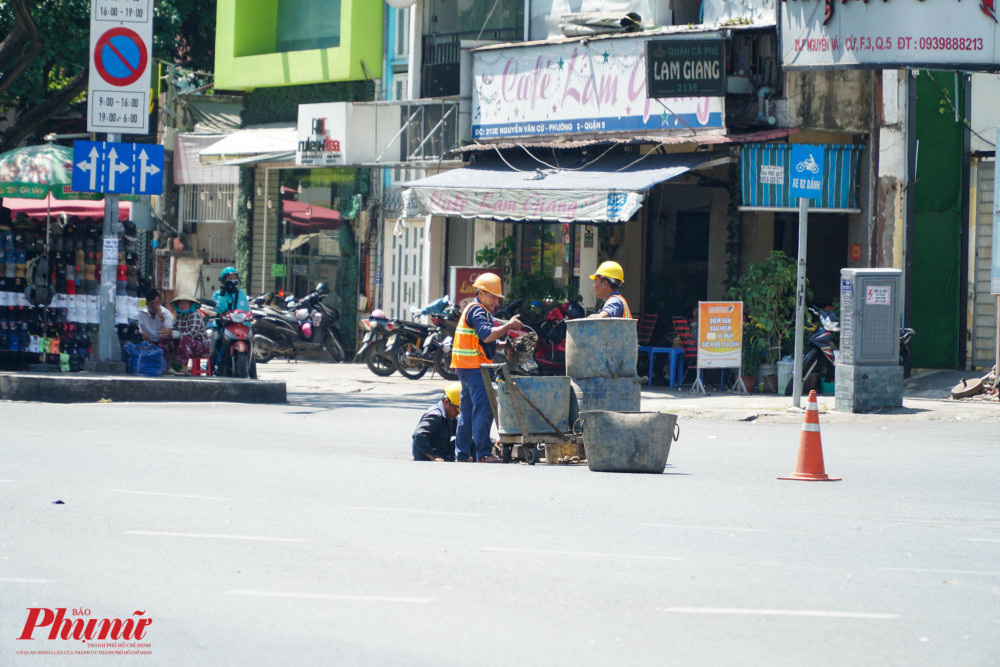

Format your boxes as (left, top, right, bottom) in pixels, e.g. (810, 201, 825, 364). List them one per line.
(87, 0, 153, 134)
(646, 38, 726, 98)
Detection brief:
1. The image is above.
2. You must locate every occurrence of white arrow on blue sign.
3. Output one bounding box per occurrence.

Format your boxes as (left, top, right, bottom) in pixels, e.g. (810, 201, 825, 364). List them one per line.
(71, 140, 164, 196)
(789, 144, 824, 201)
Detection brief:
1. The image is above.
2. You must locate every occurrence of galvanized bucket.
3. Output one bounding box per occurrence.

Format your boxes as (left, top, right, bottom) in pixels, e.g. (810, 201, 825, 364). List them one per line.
(569, 377, 641, 425)
(497, 376, 571, 435)
(578, 410, 680, 474)
(565, 318, 638, 379)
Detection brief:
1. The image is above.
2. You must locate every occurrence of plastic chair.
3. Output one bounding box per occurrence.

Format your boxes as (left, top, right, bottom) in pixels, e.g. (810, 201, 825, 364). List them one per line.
(672, 316, 699, 387)
(188, 356, 210, 376)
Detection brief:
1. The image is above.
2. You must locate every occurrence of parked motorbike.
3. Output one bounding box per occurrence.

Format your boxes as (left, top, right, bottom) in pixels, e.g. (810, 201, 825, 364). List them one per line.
(783, 306, 839, 395)
(356, 309, 396, 376)
(390, 297, 460, 381)
(529, 298, 585, 375)
(252, 283, 346, 363)
(203, 304, 256, 379)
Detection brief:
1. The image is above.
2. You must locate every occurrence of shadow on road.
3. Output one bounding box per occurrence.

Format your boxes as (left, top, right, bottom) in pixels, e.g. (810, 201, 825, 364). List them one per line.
(289, 390, 440, 411)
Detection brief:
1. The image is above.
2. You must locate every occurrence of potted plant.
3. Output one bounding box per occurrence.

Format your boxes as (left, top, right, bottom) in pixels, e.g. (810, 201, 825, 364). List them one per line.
(727, 251, 810, 392)
(740, 318, 767, 392)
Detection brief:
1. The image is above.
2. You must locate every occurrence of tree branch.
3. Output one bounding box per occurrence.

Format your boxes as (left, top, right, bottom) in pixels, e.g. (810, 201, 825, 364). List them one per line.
(0, 0, 43, 98)
(0, 66, 87, 152)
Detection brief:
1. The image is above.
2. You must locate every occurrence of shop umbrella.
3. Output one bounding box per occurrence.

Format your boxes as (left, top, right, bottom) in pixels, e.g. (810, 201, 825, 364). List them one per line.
(0, 143, 101, 201)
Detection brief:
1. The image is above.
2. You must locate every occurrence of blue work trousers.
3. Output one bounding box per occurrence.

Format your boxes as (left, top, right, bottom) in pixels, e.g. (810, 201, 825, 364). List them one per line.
(455, 367, 494, 461)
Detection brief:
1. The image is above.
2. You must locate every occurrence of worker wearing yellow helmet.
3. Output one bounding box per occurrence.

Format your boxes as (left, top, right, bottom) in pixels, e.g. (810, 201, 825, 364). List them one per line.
(411, 382, 462, 461)
(589, 261, 632, 318)
(451, 272, 523, 462)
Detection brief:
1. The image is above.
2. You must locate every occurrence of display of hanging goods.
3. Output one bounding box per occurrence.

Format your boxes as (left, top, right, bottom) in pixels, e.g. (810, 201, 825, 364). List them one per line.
(779, 390, 841, 481)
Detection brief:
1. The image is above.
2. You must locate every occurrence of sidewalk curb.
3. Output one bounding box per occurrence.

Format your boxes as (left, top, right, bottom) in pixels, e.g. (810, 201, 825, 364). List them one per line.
(0, 372, 287, 404)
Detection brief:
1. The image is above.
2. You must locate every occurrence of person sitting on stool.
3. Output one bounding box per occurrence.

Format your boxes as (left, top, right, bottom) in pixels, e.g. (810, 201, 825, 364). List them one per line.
(412, 383, 462, 461)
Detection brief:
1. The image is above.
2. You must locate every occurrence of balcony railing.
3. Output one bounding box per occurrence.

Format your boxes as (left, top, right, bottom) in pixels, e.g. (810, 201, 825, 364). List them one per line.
(422, 28, 522, 97)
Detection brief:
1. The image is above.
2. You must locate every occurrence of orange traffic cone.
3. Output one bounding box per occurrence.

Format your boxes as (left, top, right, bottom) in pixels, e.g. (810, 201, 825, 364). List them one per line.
(778, 390, 841, 482)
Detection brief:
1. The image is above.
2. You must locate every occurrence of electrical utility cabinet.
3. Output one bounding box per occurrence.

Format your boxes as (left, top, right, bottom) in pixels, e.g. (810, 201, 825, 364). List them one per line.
(836, 268, 904, 413)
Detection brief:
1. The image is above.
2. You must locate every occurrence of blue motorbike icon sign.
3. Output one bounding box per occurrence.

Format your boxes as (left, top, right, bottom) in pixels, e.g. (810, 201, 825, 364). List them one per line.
(790, 145, 823, 200)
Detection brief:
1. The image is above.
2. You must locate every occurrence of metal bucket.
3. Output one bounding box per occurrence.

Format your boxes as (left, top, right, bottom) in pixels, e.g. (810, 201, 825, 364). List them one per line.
(497, 376, 571, 435)
(569, 377, 641, 425)
(578, 410, 680, 473)
(565, 318, 638, 379)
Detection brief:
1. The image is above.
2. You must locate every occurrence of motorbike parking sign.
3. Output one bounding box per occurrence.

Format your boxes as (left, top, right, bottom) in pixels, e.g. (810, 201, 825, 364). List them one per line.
(789, 144, 824, 201)
(87, 0, 154, 134)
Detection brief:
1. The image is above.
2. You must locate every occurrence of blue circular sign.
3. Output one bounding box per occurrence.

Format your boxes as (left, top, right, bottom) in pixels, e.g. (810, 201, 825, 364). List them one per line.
(94, 27, 148, 87)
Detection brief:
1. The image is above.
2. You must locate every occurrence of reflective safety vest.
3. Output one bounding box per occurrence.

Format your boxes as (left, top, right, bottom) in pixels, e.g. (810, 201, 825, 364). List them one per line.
(607, 294, 632, 319)
(451, 302, 491, 369)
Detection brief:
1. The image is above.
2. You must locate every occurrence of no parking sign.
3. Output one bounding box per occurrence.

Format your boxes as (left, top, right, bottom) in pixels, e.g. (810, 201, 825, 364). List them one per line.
(87, 0, 153, 134)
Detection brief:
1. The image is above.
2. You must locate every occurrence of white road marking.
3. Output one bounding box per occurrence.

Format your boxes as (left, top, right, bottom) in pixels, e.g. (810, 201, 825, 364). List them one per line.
(340, 505, 484, 517)
(0, 479, 12, 482)
(482, 547, 682, 561)
(964, 538, 1000, 544)
(227, 590, 432, 604)
(660, 607, 898, 619)
(879, 567, 1000, 576)
(639, 523, 768, 532)
(0, 578, 56, 584)
(110, 489, 229, 501)
(124, 531, 305, 543)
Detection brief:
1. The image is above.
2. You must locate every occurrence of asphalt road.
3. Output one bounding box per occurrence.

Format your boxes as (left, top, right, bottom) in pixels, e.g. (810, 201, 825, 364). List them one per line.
(1, 376, 999, 666)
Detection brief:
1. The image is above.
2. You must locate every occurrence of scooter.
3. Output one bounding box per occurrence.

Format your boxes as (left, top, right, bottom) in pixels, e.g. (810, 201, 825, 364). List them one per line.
(356, 309, 396, 376)
(390, 297, 460, 381)
(204, 305, 257, 379)
(783, 306, 839, 395)
(530, 298, 585, 375)
(253, 283, 345, 363)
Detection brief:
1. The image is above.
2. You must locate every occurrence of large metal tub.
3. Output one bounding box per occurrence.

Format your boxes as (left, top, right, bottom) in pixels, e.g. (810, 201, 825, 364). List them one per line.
(497, 376, 571, 435)
(565, 318, 638, 379)
(569, 376, 641, 426)
(579, 410, 680, 473)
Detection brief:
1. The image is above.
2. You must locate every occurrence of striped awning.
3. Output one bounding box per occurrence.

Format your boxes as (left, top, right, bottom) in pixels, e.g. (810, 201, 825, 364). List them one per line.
(740, 144, 861, 211)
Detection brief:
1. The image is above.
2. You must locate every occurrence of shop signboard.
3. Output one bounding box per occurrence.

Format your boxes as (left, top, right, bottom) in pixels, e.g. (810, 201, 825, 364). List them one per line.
(646, 38, 726, 98)
(695, 301, 743, 369)
(449, 267, 505, 310)
(472, 36, 724, 140)
(781, 0, 1000, 70)
(295, 102, 402, 167)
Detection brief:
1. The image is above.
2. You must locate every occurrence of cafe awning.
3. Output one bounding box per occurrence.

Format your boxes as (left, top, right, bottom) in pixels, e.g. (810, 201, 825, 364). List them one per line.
(402, 151, 725, 223)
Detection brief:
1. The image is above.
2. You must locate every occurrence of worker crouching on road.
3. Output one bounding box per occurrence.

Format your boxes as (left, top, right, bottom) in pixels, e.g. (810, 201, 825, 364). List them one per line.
(589, 261, 632, 318)
(411, 383, 462, 461)
(451, 273, 523, 463)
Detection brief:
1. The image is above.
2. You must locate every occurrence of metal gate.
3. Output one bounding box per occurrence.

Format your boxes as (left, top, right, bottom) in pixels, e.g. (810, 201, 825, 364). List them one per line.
(972, 160, 996, 369)
(384, 217, 425, 319)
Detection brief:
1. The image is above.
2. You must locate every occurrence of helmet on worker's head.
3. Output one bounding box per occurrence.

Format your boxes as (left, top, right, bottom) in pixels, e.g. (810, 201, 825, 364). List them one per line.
(444, 382, 461, 411)
(589, 261, 624, 285)
(472, 272, 504, 298)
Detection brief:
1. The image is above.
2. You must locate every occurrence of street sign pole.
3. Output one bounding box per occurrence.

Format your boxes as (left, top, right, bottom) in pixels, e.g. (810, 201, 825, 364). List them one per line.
(792, 197, 808, 408)
(96, 133, 121, 366)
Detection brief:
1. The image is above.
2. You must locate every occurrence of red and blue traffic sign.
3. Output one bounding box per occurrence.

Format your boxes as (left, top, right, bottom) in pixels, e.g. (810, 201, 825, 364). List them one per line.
(93, 27, 148, 87)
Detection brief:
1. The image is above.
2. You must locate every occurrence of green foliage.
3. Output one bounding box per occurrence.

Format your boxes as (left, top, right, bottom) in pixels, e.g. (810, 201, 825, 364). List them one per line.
(727, 250, 809, 364)
(474, 235, 578, 302)
(242, 81, 375, 124)
(0, 0, 215, 115)
(336, 224, 358, 352)
(741, 317, 768, 376)
(236, 168, 254, 290)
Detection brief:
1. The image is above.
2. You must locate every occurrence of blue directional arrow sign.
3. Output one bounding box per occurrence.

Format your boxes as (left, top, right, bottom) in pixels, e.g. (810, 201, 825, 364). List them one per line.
(72, 140, 163, 195)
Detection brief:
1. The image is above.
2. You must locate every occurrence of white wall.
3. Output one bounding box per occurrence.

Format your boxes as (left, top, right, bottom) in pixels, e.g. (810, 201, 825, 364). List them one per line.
(970, 73, 1000, 155)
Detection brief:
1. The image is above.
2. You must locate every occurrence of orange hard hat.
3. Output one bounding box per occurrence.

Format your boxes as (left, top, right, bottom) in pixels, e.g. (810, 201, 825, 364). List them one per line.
(472, 272, 504, 298)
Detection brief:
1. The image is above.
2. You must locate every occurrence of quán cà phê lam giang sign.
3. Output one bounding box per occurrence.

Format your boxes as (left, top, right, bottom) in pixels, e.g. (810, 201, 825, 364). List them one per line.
(645, 39, 726, 98)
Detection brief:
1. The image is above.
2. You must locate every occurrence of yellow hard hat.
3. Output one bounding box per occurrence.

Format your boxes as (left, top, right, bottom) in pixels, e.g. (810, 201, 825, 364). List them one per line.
(444, 383, 461, 410)
(589, 261, 624, 283)
(472, 272, 504, 298)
